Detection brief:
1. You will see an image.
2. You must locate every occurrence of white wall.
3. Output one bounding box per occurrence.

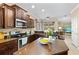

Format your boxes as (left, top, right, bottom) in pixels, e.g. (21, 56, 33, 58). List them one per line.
(71, 16, 79, 47)
(71, 4, 79, 47)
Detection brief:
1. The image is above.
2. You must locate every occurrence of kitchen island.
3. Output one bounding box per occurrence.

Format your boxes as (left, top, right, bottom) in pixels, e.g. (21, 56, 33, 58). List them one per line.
(14, 39, 69, 55)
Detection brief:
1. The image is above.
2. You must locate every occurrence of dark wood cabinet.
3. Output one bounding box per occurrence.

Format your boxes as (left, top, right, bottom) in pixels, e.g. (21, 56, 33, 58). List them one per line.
(26, 16, 34, 28)
(21, 9, 24, 19)
(14, 6, 21, 19)
(21, 10, 27, 20)
(12, 5, 27, 20)
(30, 19, 34, 28)
(4, 4, 15, 28)
(26, 17, 31, 28)
(0, 39, 18, 55)
(0, 8, 4, 28)
(0, 3, 15, 28)
(0, 3, 34, 28)
(12, 5, 35, 28)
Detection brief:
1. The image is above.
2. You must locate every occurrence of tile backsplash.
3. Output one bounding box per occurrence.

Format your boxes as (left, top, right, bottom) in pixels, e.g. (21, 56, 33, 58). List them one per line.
(0, 28, 35, 34)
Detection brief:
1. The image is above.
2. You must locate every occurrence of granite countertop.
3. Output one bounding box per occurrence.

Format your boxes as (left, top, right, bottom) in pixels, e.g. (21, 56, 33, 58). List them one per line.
(0, 38, 17, 44)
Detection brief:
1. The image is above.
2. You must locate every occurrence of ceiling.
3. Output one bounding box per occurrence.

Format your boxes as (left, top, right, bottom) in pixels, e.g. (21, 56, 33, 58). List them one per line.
(16, 3, 78, 19)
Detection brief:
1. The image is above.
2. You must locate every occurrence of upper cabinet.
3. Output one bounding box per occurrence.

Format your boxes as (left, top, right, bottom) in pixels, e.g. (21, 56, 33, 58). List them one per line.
(0, 8, 3, 28)
(4, 4, 15, 28)
(12, 5, 34, 28)
(12, 5, 21, 19)
(21, 10, 27, 20)
(0, 4, 15, 28)
(12, 5, 27, 20)
(0, 3, 35, 29)
(26, 15, 34, 28)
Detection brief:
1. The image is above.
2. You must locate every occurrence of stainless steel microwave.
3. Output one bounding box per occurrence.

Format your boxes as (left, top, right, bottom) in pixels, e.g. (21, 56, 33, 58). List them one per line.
(16, 19, 27, 28)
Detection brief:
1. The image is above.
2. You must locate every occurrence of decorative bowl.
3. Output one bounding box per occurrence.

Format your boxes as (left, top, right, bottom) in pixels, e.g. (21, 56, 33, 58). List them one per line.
(39, 38, 49, 44)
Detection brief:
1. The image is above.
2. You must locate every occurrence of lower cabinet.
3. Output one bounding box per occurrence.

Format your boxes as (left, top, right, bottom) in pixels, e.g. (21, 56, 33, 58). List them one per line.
(0, 39, 18, 55)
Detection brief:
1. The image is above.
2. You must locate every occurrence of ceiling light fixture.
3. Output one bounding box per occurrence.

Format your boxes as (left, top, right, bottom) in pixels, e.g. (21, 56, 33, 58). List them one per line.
(41, 9, 45, 12)
(32, 5, 35, 8)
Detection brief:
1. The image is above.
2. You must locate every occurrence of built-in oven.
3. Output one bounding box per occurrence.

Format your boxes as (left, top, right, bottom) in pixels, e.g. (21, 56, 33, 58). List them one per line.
(16, 19, 27, 28)
(18, 37, 28, 48)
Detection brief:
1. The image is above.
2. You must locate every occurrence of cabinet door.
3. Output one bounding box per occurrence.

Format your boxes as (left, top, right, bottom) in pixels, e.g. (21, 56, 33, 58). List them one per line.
(21, 9, 26, 20)
(0, 43, 9, 55)
(24, 12, 27, 20)
(18, 8, 21, 19)
(5, 6, 15, 28)
(7, 39, 18, 54)
(20, 9, 23, 20)
(15, 7, 21, 19)
(0, 39, 18, 55)
(27, 19, 34, 28)
(0, 8, 3, 28)
(15, 7, 18, 19)
(22, 11, 27, 20)
(31, 19, 34, 28)
(27, 20, 30, 28)
(26, 15, 30, 28)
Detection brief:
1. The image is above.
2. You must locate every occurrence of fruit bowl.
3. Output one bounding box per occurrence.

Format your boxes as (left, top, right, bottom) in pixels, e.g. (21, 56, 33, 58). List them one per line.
(39, 38, 49, 44)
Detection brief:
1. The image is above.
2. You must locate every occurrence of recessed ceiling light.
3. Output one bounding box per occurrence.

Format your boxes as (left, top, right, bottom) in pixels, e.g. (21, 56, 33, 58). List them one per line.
(32, 5, 35, 8)
(41, 9, 45, 12)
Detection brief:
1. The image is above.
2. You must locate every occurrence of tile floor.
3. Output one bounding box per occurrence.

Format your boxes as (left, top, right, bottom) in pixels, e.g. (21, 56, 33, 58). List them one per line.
(64, 33, 79, 55)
